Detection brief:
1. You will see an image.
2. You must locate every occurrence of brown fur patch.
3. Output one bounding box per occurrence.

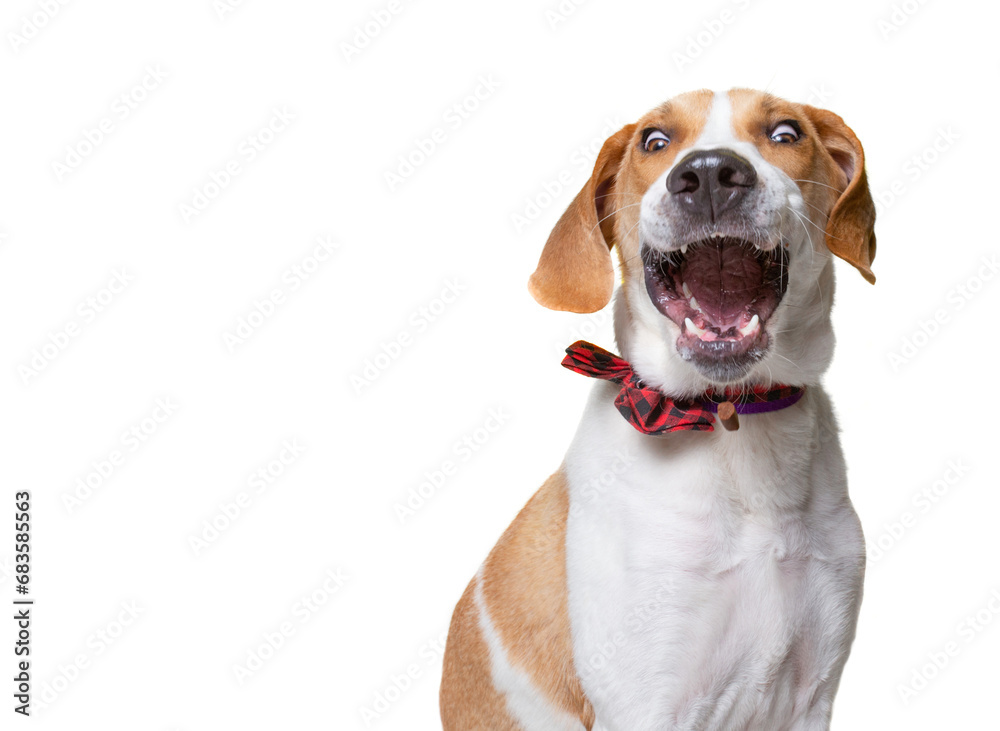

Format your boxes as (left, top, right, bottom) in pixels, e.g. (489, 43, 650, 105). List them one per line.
(441, 470, 594, 729)
(480, 470, 594, 728)
(728, 88, 876, 281)
(528, 89, 717, 315)
(440, 577, 522, 730)
(728, 88, 839, 218)
(612, 89, 715, 278)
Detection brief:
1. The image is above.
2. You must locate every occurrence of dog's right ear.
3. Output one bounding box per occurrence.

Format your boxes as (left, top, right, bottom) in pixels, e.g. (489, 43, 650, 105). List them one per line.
(528, 124, 637, 313)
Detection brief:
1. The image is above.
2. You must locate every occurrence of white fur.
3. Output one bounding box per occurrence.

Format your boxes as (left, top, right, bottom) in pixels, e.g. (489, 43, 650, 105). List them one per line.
(568, 92, 865, 730)
(564, 384, 864, 730)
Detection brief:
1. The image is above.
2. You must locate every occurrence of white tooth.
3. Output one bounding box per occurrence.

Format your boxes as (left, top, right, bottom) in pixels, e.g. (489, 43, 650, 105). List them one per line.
(682, 281, 693, 298)
(680, 244, 688, 255)
(684, 317, 706, 337)
(739, 314, 760, 337)
(689, 296, 701, 312)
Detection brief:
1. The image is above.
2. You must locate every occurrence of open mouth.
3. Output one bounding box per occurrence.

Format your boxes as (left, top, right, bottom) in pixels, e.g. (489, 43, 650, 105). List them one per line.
(642, 237, 789, 377)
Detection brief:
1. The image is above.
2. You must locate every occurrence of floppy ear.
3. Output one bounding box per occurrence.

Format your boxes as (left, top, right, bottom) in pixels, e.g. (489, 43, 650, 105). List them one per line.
(528, 124, 637, 312)
(802, 106, 877, 284)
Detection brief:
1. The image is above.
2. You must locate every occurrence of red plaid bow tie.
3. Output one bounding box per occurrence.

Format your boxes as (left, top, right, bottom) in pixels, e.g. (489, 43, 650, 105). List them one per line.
(562, 341, 805, 435)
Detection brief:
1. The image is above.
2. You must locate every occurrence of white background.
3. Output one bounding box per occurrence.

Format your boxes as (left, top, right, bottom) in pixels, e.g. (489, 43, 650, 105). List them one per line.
(2, 0, 998, 728)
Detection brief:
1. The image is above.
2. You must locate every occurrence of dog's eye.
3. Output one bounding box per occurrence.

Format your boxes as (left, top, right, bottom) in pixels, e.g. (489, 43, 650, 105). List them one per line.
(643, 130, 670, 152)
(769, 122, 801, 144)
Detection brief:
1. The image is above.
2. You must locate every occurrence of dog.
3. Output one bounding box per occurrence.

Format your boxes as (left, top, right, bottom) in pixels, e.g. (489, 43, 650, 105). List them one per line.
(440, 88, 875, 731)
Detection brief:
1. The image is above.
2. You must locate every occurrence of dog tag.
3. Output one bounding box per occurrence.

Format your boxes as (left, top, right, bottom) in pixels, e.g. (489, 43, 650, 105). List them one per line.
(718, 401, 740, 431)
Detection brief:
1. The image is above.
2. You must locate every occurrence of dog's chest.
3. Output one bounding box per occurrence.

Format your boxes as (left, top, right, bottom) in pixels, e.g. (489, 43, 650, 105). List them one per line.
(563, 383, 863, 730)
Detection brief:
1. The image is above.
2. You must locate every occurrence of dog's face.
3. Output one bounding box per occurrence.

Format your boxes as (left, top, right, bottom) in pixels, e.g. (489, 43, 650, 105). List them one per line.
(529, 89, 876, 390)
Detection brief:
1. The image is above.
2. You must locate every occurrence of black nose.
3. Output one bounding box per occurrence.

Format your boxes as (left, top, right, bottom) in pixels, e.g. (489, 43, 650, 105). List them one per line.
(666, 149, 758, 221)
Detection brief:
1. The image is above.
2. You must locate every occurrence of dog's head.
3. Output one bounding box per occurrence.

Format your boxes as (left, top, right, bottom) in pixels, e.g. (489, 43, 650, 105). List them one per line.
(529, 89, 876, 391)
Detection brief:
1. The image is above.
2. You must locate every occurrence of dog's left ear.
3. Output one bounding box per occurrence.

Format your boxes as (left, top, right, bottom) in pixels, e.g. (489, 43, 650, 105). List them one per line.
(528, 124, 637, 312)
(802, 106, 877, 284)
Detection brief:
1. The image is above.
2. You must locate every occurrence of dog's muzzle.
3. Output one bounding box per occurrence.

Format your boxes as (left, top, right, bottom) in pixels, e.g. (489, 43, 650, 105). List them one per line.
(641, 148, 792, 381)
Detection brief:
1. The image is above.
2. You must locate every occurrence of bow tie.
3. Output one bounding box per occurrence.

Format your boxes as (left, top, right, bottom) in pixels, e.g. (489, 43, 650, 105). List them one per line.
(561, 340, 805, 435)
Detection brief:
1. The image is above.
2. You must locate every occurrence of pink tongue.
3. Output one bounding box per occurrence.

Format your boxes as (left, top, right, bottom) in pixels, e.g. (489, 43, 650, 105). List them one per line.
(681, 245, 762, 326)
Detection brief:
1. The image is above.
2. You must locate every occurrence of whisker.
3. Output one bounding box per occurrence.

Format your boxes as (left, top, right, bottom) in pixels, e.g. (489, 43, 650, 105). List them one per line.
(589, 203, 642, 235)
(623, 218, 645, 246)
(595, 192, 644, 201)
(785, 205, 846, 244)
(796, 197, 831, 218)
(790, 178, 842, 193)
(769, 351, 800, 372)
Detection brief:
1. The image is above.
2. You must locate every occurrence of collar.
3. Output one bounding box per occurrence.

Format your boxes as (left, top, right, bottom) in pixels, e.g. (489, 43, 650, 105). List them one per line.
(562, 340, 805, 434)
